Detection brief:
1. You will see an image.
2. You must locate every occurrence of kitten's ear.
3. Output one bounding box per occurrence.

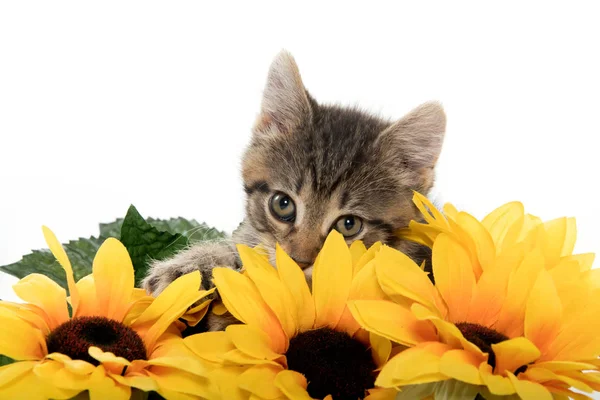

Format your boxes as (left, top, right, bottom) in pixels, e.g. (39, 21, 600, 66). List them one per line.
(380, 101, 446, 169)
(254, 50, 312, 135)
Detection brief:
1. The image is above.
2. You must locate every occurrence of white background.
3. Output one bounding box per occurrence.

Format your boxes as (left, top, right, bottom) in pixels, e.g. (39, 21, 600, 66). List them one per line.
(1, 0, 599, 310)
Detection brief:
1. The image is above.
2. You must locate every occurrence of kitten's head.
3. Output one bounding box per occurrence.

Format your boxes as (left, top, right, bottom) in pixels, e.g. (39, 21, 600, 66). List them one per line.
(241, 51, 445, 269)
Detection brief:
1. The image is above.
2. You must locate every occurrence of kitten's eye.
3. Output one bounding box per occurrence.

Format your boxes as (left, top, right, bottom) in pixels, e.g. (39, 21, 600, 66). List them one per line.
(334, 215, 363, 238)
(269, 192, 296, 222)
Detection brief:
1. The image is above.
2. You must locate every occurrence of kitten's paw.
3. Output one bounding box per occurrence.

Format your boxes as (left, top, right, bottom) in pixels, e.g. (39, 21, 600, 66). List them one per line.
(142, 257, 203, 297)
(141, 241, 239, 296)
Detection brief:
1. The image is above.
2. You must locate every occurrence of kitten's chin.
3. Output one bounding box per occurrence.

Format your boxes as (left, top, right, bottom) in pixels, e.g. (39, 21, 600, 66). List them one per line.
(303, 265, 314, 289)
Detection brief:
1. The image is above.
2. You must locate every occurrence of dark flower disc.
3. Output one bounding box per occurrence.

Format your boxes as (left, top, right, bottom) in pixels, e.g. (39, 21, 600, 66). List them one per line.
(456, 322, 509, 369)
(286, 327, 376, 400)
(46, 316, 146, 366)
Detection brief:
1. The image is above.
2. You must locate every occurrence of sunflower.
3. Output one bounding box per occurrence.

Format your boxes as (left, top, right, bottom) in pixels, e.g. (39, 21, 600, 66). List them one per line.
(350, 194, 600, 400)
(398, 192, 594, 278)
(0, 227, 214, 400)
(184, 230, 397, 400)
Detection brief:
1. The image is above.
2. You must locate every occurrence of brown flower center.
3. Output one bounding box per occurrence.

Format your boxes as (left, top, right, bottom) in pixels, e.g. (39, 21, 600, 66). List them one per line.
(286, 327, 376, 400)
(456, 322, 508, 369)
(46, 316, 146, 366)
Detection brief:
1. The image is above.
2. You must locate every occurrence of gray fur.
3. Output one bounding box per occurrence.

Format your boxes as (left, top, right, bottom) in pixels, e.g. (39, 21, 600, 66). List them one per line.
(142, 50, 446, 332)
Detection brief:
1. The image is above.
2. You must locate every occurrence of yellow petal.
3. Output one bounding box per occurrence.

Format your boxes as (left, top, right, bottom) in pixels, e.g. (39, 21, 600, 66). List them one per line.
(238, 364, 284, 399)
(312, 231, 353, 329)
(479, 363, 517, 396)
(375, 246, 439, 312)
(92, 238, 134, 321)
(507, 372, 552, 400)
(337, 260, 388, 336)
(0, 307, 47, 360)
(212, 300, 228, 316)
(438, 349, 483, 385)
(147, 367, 214, 398)
(147, 349, 208, 379)
(226, 324, 284, 362)
(492, 337, 540, 375)
(397, 224, 436, 248)
(350, 260, 387, 301)
(33, 359, 97, 391)
(375, 342, 452, 387)
(212, 267, 287, 354)
(276, 244, 315, 332)
(73, 274, 98, 317)
(495, 249, 545, 337)
(481, 202, 524, 249)
(353, 242, 382, 275)
(1, 362, 80, 400)
(538, 218, 576, 267)
(445, 217, 483, 278)
(88, 347, 131, 376)
(206, 365, 248, 400)
(0, 361, 37, 387)
(534, 360, 597, 373)
(523, 368, 594, 394)
(46, 353, 95, 375)
(562, 253, 596, 272)
(349, 240, 368, 269)
(410, 303, 483, 357)
(222, 348, 282, 366)
(466, 262, 511, 328)
(544, 301, 600, 362)
(12, 274, 69, 330)
(273, 369, 312, 400)
(184, 331, 235, 363)
(370, 332, 392, 368)
(348, 300, 437, 347)
(432, 234, 476, 322)
(443, 203, 459, 219)
(42, 226, 81, 319)
(240, 245, 297, 338)
(179, 297, 212, 327)
(87, 365, 131, 400)
(548, 259, 583, 304)
(0, 302, 50, 335)
(559, 370, 600, 392)
(413, 192, 449, 228)
(131, 271, 207, 352)
(455, 211, 496, 271)
(111, 374, 157, 393)
(524, 269, 562, 353)
(520, 214, 543, 241)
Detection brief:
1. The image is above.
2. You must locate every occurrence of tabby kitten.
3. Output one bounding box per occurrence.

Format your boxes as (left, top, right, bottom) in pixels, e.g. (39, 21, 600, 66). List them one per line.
(143, 51, 446, 330)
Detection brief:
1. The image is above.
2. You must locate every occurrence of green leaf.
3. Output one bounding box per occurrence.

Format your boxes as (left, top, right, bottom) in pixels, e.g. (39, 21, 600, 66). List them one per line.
(0, 354, 15, 367)
(120, 206, 191, 286)
(99, 218, 123, 239)
(0, 206, 226, 290)
(146, 217, 226, 243)
(0, 237, 103, 289)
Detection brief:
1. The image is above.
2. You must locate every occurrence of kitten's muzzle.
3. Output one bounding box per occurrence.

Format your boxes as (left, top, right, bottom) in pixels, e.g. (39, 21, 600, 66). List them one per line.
(292, 258, 312, 270)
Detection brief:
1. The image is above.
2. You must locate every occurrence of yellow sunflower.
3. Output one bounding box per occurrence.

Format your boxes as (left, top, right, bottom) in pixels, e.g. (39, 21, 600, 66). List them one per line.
(0, 227, 214, 400)
(350, 195, 600, 400)
(399, 192, 594, 278)
(184, 230, 397, 400)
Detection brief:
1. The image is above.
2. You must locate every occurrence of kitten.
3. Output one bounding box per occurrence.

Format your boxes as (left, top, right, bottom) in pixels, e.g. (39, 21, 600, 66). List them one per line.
(143, 51, 446, 331)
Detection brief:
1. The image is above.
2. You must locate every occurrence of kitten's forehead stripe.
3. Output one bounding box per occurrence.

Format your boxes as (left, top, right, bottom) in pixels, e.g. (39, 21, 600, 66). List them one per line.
(295, 175, 304, 193)
(244, 180, 270, 195)
(339, 191, 350, 210)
